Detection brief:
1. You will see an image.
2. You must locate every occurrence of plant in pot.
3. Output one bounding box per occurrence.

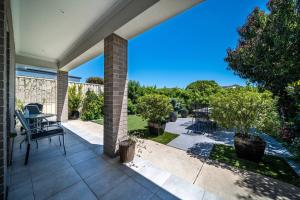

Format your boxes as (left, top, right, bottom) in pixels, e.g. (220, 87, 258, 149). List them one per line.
(137, 94, 173, 135)
(68, 84, 83, 119)
(180, 108, 189, 118)
(119, 135, 137, 163)
(210, 87, 280, 162)
(169, 98, 178, 122)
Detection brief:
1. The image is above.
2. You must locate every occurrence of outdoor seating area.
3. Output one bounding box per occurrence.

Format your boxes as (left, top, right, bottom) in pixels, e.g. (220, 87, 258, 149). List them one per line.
(14, 103, 66, 165)
(8, 121, 220, 200)
(1, 0, 300, 199)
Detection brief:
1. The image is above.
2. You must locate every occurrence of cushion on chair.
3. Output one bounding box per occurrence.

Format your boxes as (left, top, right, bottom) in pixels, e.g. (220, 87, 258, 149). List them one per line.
(31, 127, 64, 140)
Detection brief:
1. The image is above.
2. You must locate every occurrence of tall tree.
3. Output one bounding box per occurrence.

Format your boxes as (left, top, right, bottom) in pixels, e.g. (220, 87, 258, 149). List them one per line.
(225, 0, 300, 116)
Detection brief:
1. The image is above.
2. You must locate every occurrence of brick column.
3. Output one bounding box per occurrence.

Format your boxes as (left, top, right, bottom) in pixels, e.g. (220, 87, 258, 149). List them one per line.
(57, 70, 68, 122)
(104, 33, 128, 157)
(0, 0, 7, 198)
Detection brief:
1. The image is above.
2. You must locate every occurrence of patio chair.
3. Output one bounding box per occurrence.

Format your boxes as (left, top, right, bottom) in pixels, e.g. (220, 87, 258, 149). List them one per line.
(15, 110, 66, 165)
(26, 103, 43, 112)
(25, 103, 60, 127)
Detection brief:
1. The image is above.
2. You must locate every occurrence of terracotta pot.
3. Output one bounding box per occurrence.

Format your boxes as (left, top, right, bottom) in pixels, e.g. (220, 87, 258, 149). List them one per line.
(148, 122, 166, 135)
(119, 140, 136, 163)
(234, 134, 266, 162)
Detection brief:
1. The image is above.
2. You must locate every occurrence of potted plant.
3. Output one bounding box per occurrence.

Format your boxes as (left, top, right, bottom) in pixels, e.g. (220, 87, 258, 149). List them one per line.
(169, 112, 177, 122)
(68, 85, 83, 119)
(210, 87, 280, 162)
(119, 136, 137, 163)
(137, 94, 173, 135)
(180, 108, 189, 118)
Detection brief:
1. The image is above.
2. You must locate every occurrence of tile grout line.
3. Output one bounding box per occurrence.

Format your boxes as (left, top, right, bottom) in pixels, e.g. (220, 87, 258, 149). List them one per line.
(193, 158, 205, 185)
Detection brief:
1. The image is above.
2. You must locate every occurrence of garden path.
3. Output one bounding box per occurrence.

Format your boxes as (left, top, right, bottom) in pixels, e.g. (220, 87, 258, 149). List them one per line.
(166, 118, 300, 176)
(166, 118, 293, 158)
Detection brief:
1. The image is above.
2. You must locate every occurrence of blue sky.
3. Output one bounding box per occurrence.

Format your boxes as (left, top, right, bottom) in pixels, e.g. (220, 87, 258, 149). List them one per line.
(70, 0, 268, 88)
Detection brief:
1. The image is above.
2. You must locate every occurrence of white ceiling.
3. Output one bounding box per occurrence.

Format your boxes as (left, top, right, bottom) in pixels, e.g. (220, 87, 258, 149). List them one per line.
(11, 0, 203, 71)
(12, 0, 120, 62)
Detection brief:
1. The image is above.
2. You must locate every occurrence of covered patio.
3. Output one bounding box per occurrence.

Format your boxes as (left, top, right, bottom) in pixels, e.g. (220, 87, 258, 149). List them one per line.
(0, 0, 212, 199)
(8, 121, 219, 200)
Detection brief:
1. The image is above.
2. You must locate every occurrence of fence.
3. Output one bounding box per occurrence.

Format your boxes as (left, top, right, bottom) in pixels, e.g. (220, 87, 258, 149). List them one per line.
(16, 76, 103, 114)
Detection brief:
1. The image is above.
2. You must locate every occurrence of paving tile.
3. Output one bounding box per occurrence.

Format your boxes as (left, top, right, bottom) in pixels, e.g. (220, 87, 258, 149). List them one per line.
(62, 142, 89, 156)
(132, 172, 160, 193)
(9, 158, 30, 176)
(32, 167, 81, 200)
(47, 181, 97, 200)
(101, 177, 153, 200)
(85, 166, 129, 198)
(9, 179, 32, 193)
(118, 164, 137, 177)
(134, 161, 171, 187)
(9, 170, 31, 191)
(67, 149, 97, 165)
(73, 157, 111, 179)
(155, 189, 181, 200)
(92, 145, 104, 156)
(7, 181, 34, 200)
(30, 157, 71, 180)
(158, 175, 205, 200)
(150, 195, 163, 200)
(202, 191, 222, 200)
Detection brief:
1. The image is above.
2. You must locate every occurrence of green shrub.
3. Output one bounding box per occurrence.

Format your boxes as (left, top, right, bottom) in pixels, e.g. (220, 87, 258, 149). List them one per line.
(68, 85, 83, 115)
(137, 94, 173, 124)
(170, 98, 185, 112)
(210, 87, 280, 137)
(128, 99, 137, 114)
(180, 108, 189, 118)
(81, 90, 104, 121)
(186, 80, 221, 109)
(16, 99, 24, 111)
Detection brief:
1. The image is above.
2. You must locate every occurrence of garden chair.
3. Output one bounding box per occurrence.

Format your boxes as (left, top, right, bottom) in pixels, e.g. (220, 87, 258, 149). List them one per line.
(26, 103, 43, 112)
(22, 104, 61, 147)
(25, 103, 60, 127)
(15, 110, 66, 165)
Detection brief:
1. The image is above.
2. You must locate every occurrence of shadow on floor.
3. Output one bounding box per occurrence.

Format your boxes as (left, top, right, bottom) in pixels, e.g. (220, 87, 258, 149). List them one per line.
(8, 126, 203, 200)
(186, 142, 300, 200)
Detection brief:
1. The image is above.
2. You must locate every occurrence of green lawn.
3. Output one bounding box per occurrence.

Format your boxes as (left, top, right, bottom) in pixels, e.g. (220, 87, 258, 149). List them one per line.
(142, 132, 179, 144)
(92, 115, 178, 144)
(128, 115, 148, 131)
(92, 118, 103, 125)
(210, 144, 300, 187)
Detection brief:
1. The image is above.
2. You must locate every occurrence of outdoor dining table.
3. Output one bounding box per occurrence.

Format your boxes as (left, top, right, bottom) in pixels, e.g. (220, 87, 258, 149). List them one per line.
(24, 113, 56, 131)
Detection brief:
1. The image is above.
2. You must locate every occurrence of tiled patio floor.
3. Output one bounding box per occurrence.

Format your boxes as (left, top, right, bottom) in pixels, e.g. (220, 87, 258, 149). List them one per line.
(7, 122, 220, 200)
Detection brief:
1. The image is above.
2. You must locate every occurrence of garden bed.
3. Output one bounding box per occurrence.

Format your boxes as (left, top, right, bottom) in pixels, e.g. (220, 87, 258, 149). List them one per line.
(92, 115, 178, 145)
(210, 144, 300, 187)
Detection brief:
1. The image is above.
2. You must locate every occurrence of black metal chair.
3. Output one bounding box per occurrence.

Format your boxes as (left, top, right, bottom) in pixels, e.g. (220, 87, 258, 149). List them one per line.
(15, 110, 66, 165)
(26, 103, 43, 112)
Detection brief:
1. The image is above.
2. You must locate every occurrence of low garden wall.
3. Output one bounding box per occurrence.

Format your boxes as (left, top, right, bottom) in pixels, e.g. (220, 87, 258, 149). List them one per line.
(16, 76, 103, 114)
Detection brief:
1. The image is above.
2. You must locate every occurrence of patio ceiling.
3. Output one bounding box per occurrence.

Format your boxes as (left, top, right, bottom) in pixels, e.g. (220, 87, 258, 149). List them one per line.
(11, 0, 203, 71)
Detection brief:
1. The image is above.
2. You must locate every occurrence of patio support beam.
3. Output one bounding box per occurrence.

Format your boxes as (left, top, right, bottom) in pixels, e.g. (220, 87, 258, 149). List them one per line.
(104, 33, 128, 157)
(57, 70, 68, 122)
